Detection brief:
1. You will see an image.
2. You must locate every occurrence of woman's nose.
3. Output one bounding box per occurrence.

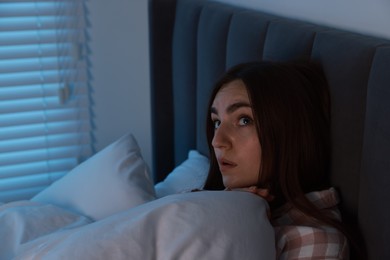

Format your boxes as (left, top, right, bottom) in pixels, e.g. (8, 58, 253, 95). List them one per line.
(212, 123, 231, 149)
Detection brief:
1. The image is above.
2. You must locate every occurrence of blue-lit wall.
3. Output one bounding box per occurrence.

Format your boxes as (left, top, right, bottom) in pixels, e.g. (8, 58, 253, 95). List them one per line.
(87, 0, 152, 169)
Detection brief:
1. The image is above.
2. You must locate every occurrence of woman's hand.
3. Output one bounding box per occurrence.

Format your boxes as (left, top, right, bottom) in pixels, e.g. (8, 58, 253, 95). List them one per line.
(226, 186, 274, 202)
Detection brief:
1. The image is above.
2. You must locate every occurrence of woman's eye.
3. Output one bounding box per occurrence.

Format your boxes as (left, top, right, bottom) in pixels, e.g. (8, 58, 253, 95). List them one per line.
(239, 117, 252, 126)
(213, 120, 221, 129)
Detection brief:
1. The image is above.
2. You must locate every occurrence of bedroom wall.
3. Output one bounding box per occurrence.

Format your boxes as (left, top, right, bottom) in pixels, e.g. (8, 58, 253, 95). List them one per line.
(87, 0, 152, 169)
(86, 0, 389, 175)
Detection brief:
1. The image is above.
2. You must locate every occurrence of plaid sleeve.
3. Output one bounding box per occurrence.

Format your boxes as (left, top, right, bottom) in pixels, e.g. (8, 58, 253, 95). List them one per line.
(275, 225, 349, 260)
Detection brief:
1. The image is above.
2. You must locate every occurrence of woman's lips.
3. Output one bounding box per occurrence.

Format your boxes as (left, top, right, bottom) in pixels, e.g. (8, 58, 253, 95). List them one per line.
(218, 158, 237, 172)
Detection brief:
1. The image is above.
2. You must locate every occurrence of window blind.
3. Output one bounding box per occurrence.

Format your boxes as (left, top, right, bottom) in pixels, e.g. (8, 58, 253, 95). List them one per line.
(0, 0, 92, 202)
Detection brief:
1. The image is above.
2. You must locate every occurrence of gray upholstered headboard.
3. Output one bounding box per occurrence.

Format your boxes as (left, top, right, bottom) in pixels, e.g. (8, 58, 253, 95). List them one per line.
(149, 0, 390, 258)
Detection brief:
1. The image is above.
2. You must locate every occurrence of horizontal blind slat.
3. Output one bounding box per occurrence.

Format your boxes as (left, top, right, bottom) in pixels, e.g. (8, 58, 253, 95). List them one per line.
(0, 16, 84, 32)
(0, 56, 87, 74)
(0, 186, 48, 203)
(0, 144, 92, 167)
(0, 69, 87, 87)
(0, 108, 91, 127)
(0, 169, 68, 202)
(0, 2, 83, 17)
(0, 29, 85, 46)
(0, 158, 77, 179)
(0, 95, 90, 114)
(0, 43, 70, 59)
(0, 83, 88, 100)
(0, 120, 92, 141)
(0, 172, 65, 191)
(0, 132, 91, 153)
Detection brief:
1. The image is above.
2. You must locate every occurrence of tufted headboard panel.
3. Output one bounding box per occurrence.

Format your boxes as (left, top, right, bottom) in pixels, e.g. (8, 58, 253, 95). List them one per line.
(149, 0, 390, 258)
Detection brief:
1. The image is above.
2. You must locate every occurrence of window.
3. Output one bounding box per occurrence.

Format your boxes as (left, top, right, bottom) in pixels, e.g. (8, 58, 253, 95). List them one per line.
(0, 0, 93, 202)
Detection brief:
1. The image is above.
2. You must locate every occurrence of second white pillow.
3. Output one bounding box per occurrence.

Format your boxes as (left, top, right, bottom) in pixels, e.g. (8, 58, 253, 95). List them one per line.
(155, 150, 209, 198)
(32, 132, 156, 221)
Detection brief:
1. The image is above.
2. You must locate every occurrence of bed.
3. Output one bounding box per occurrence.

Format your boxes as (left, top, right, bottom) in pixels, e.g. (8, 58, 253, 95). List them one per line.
(1, 0, 389, 259)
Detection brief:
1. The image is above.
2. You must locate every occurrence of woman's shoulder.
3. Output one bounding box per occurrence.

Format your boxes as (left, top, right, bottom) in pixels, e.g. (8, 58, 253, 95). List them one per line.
(272, 188, 349, 259)
(274, 224, 349, 259)
(272, 187, 342, 226)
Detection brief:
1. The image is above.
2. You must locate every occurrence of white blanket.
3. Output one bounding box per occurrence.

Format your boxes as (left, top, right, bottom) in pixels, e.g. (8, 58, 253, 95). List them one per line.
(0, 200, 92, 260)
(2, 191, 275, 260)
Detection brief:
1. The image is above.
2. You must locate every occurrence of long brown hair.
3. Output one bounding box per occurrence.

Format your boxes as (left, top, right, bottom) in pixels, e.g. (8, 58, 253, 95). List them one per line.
(203, 61, 362, 256)
(204, 61, 330, 200)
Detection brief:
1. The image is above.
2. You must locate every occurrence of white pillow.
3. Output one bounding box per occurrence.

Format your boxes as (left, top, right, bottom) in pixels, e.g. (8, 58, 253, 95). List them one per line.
(154, 150, 209, 198)
(32, 132, 156, 221)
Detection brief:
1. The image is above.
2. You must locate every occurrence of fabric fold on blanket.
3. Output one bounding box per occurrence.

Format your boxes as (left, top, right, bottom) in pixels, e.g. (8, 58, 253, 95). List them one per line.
(0, 200, 92, 260)
(4, 191, 275, 260)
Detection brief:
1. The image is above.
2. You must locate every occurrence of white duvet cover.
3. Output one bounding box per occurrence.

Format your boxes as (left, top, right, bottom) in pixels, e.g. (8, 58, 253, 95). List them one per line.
(2, 191, 275, 260)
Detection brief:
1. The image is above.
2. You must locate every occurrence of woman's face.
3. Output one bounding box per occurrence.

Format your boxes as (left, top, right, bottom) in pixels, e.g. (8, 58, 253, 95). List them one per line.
(211, 79, 262, 189)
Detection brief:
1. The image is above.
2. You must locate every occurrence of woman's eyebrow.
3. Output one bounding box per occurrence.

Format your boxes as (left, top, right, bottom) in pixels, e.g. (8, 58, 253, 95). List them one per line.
(211, 101, 251, 115)
(226, 102, 251, 114)
(211, 107, 218, 115)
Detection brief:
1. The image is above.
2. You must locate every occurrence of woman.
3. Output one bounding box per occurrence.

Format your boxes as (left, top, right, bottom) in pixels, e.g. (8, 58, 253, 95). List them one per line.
(203, 61, 355, 259)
